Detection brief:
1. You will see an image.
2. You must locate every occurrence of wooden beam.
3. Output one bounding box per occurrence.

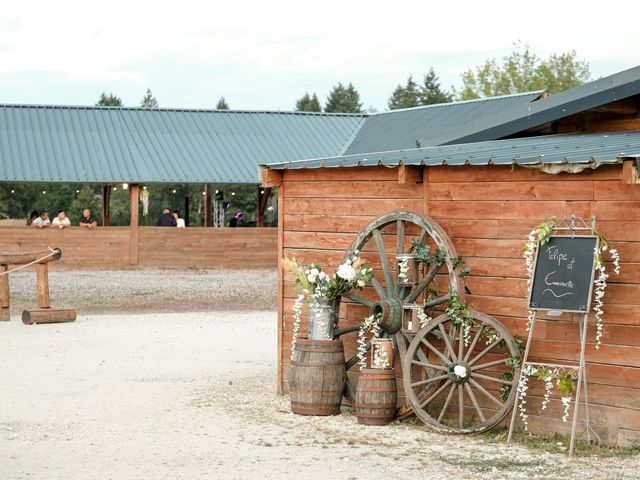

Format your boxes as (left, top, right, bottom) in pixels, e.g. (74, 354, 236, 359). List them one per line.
(102, 185, 111, 226)
(257, 187, 272, 227)
(622, 160, 639, 185)
(0, 264, 9, 321)
(184, 194, 190, 227)
(35, 263, 50, 309)
(22, 308, 77, 325)
(261, 168, 283, 188)
(398, 164, 423, 184)
(129, 185, 139, 265)
(204, 184, 213, 227)
(277, 184, 284, 394)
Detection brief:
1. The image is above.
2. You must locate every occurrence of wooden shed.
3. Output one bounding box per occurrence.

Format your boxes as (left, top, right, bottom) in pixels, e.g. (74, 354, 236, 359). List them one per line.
(263, 66, 640, 445)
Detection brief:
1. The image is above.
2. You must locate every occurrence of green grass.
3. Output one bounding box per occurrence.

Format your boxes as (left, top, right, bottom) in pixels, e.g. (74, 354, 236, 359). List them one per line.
(434, 453, 544, 473)
(482, 427, 640, 458)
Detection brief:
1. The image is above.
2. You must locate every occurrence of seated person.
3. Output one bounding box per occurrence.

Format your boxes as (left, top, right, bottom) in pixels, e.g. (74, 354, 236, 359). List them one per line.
(228, 211, 243, 227)
(79, 208, 98, 228)
(27, 210, 39, 226)
(32, 211, 50, 228)
(156, 207, 177, 227)
(173, 210, 185, 228)
(52, 210, 71, 229)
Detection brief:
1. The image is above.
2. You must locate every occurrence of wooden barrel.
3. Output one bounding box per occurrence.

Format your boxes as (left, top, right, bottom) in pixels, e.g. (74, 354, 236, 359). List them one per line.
(289, 338, 346, 416)
(355, 368, 397, 426)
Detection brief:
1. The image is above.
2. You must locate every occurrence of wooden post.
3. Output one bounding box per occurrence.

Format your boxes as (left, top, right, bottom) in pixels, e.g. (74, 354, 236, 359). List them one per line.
(257, 187, 271, 227)
(204, 184, 213, 227)
(102, 185, 111, 226)
(277, 185, 284, 394)
(129, 184, 139, 265)
(35, 263, 50, 309)
(184, 194, 190, 227)
(0, 264, 9, 321)
(22, 309, 77, 325)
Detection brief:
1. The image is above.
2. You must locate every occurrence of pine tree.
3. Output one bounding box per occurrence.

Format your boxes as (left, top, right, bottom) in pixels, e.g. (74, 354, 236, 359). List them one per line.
(140, 88, 159, 109)
(388, 75, 420, 110)
(96, 92, 123, 106)
(418, 68, 453, 105)
(295, 92, 322, 112)
(216, 97, 229, 110)
(324, 82, 363, 113)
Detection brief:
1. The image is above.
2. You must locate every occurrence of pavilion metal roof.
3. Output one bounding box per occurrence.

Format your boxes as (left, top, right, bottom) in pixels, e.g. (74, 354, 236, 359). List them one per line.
(265, 131, 640, 169)
(0, 105, 365, 184)
(343, 91, 544, 155)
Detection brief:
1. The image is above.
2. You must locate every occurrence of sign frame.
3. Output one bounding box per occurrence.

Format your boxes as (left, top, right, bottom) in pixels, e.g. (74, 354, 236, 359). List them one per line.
(527, 234, 599, 314)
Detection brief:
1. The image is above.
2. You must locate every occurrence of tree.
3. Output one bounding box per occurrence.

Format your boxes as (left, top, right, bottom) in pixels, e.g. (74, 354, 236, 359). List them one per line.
(140, 88, 158, 109)
(216, 97, 229, 110)
(96, 92, 123, 107)
(324, 82, 363, 113)
(419, 68, 453, 105)
(388, 75, 420, 110)
(295, 92, 322, 112)
(456, 42, 591, 100)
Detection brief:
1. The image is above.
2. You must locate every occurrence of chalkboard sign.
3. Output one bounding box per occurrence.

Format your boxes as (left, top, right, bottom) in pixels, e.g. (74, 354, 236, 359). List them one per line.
(529, 235, 598, 313)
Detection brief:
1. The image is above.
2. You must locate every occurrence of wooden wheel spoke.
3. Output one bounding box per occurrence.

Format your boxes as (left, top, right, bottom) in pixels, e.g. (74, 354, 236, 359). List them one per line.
(396, 220, 405, 255)
(437, 384, 457, 423)
(464, 383, 486, 423)
(463, 324, 486, 363)
(370, 277, 387, 299)
(372, 229, 394, 297)
(411, 360, 448, 372)
(471, 358, 508, 372)
(468, 337, 503, 366)
(419, 379, 452, 408)
(468, 379, 504, 408)
(404, 262, 442, 304)
(458, 381, 464, 428)
(420, 338, 451, 365)
(424, 294, 450, 309)
(472, 372, 513, 386)
(410, 373, 449, 388)
(334, 324, 361, 337)
(457, 322, 464, 361)
(438, 323, 458, 362)
(342, 292, 373, 308)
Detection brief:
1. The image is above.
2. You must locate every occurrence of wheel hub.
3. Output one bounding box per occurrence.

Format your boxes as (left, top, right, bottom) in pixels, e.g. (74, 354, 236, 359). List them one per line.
(447, 362, 471, 384)
(370, 297, 403, 334)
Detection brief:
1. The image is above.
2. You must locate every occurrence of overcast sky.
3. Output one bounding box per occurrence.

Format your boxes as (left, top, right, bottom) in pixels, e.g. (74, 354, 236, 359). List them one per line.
(1, 0, 639, 111)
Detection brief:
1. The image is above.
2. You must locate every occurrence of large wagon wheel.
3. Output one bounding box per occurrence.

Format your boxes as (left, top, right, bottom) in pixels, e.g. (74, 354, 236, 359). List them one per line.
(404, 311, 520, 434)
(334, 210, 464, 418)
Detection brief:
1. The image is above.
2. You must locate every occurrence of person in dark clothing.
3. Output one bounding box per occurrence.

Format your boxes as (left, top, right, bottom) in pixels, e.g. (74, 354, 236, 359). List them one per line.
(228, 211, 243, 227)
(79, 208, 98, 228)
(156, 207, 177, 227)
(27, 210, 39, 226)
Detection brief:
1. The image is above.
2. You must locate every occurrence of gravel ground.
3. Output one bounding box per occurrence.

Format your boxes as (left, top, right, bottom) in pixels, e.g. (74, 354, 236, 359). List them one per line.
(7, 269, 278, 314)
(1, 270, 639, 479)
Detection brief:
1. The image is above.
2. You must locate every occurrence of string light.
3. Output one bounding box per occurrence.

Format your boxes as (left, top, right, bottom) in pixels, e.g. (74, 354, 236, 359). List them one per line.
(122, 183, 129, 190)
(113, 186, 117, 191)
(42, 190, 46, 194)
(231, 192, 235, 196)
(76, 190, 80, 194)
(10, 189, 15, 194)
(172, 189, 177, 194)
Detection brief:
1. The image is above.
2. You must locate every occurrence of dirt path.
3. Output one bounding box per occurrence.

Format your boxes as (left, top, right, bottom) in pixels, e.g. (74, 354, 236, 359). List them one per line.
(1, 311, 638, 480)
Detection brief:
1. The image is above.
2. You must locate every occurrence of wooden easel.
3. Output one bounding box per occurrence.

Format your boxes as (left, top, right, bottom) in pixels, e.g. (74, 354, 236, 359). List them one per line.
(507, 216, 600, 457)
(0, 247, 76, 324)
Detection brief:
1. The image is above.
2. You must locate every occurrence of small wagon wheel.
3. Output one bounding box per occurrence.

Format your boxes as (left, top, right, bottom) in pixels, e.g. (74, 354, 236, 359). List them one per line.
(335, 210, 465, 418)
(404, 311, 520, 434)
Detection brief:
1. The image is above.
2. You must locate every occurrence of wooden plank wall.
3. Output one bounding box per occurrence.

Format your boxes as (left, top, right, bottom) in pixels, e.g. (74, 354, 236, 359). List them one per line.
(277, 163, 640, 446)
(0, 227, 277, 270)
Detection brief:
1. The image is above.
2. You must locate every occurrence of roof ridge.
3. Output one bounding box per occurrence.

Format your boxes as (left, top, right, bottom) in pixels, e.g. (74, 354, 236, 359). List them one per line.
(0, 103, 368, 118)
(371, 90, 545, 115)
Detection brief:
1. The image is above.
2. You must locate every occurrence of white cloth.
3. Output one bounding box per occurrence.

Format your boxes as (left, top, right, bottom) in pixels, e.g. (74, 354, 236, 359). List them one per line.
(52, 217, 71, 226)
(176, 218, 185, 228)
(32, 217, 50, 225)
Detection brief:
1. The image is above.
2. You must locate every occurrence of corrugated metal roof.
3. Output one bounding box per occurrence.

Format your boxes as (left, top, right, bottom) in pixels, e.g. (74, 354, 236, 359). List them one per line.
(438, 65, 640, 145)
(0, 105, 365, 184)
(343, 91, 543, 155)
(266, 131, 640, 169)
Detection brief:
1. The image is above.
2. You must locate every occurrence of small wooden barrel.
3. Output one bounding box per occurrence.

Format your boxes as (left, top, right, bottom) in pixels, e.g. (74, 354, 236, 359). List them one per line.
(289, 338, 346, 416)
(355, 368, 397, 426)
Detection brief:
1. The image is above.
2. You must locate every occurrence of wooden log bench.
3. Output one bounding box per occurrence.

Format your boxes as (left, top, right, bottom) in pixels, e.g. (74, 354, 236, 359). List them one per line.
(0, 247, 77, 324)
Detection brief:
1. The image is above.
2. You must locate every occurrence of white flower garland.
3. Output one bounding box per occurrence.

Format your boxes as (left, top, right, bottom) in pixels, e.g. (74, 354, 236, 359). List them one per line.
(397, 256, 410, 282)
(517, 364, 575, 431)
(372, 342, 390, 368)
(290, 292, 306, 360)
(416, 307, 431, 329)
(524, 228, 538, 332)
(357, 314, 381, 370)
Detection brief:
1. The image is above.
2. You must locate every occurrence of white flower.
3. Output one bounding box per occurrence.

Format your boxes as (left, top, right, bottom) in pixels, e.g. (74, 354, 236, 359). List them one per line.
(307, 273, 317, 282)
(453, 365, 467, 378)
(357, 279, 366, 287)
(318, 272, 327, 281)
(336, 263, 357, 281)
